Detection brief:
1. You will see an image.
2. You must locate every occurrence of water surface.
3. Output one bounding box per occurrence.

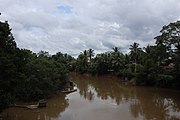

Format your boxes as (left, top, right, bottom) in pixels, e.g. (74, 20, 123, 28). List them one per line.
(2, 73, 180, 120)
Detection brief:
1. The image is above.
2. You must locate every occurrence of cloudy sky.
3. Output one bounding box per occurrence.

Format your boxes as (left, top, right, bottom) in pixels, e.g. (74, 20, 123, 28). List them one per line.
(0, 0, 180, 56)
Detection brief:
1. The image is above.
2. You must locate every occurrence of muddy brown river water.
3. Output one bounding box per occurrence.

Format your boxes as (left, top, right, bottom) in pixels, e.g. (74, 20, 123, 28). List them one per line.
(2, 73, 180, 120)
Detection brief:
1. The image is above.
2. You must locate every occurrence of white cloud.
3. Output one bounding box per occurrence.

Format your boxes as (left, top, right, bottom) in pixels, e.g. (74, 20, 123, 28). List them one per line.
(0, 0, 180, 56)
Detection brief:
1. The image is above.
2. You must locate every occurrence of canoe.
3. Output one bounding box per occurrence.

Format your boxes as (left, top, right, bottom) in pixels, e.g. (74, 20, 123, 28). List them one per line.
(62, 82, 77, 94)
(38, 99, 47, 107)
(14, 100, 47, 109)
(61, 87, 77, 93)
(26, 104, 38, 109)
(14, 104, 38, 109)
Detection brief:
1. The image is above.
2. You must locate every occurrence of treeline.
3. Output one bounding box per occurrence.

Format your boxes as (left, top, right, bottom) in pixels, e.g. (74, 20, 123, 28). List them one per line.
(0, 21, 74, 112)
(74, 21, 180, 89)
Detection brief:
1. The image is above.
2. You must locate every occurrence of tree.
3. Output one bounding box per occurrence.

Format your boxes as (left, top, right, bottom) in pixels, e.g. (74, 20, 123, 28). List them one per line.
(155, 20, 180, 88)
(76, 50, 89, 73)
(112, 47, 120, 52)
(0, 21, 16, 53)
(52, 52, 75, 71)
(129, 42, 142, 73)
(87, 48, 94, 66)
(37, 51, 50, 57)
(111, 48, 125, 74)
(93, 53, 110, 74)
(0, 20, 17, 111)
(155, 20, 180, 52)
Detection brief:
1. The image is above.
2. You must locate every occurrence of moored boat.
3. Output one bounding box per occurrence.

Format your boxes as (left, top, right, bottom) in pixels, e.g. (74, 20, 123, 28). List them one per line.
(14, 100, 47, 109)
(38, 99, 47, 108)
(61, 81, 77, 94)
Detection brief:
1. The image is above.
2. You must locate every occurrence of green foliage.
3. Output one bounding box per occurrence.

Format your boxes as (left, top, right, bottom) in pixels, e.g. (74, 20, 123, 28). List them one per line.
(154, 20, 180, 88)
(135, 72, 147, 85)
(52, 52, 75, 71)
(122, 68, 134, 80)
(156, 74, 174, 88)
(0, 20, 70, 112)
(0, 21, 16, 53)
(76, 53, 88, 73)
(94, 53, 109, 74)
(14, 55, 68, 101)
(155, 21, 180, 52)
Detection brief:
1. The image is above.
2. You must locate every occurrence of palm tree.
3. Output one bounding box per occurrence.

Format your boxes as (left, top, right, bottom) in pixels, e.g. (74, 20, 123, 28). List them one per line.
(80, 50, 88, 64)
(112, 47, 120, 52)
(111, 47, 125, 74)
(88, 48, 94, 64)
(76, 50, 89, 73)
(129, 42, 142, 73)
(83, 50, 88, 64)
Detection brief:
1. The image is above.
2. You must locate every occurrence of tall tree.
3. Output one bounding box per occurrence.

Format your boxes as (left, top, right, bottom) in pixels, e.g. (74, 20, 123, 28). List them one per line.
(87, 48, 94, 65)
(111, 48, 125, 74)
(0, 21, 16, 52)
(155, 20, 180, 52)
(76, 50, 89, 73)
(155, 20, 180, 87)
(0, 20, 18, 111)
(129, 42, 142, 73)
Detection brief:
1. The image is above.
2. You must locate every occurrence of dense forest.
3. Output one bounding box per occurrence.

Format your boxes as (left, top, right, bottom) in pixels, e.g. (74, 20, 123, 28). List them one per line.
(0, 16, 179, 112)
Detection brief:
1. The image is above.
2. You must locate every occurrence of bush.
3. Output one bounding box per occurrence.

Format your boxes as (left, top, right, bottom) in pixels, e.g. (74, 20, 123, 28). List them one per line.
(122, 68, 135, 80)
(156, 74, 174, 88)
(135, 72, 147, 85)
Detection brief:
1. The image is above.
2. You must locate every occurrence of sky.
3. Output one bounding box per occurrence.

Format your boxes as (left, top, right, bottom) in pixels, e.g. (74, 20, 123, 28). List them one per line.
(0, 0, 180, 56)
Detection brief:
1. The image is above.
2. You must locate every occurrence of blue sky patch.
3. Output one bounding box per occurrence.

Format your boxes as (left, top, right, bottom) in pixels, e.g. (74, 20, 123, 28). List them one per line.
(57, 4, 73, 14)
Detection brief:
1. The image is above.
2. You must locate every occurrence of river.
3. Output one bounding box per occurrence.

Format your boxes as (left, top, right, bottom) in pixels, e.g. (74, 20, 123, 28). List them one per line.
(2, 73, 180, 120)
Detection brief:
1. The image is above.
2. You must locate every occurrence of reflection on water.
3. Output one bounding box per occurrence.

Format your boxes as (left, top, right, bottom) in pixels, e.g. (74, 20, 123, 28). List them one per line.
(68, 73, 180, 120)
(2, 73, 180, 120)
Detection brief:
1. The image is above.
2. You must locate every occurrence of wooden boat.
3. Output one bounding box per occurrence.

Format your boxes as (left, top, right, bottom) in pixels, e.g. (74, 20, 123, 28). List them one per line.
(38, 100, 47, 108)
(62, 81, 77, 94)
(26, 104, 38, 109)
(14, 100, 47, 109)
(61, 87, 77, 93)
(14, 104, 38, 109)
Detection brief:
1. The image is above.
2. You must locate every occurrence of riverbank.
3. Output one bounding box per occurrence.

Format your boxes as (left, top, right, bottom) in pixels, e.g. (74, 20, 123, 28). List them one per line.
(71, 72, 180, 90)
